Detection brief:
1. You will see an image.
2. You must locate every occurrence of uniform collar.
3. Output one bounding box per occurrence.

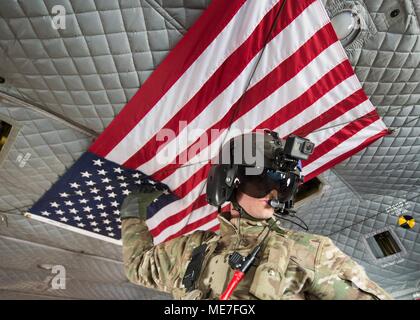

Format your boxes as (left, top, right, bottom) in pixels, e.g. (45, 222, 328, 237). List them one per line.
(217, 211, 286, 238)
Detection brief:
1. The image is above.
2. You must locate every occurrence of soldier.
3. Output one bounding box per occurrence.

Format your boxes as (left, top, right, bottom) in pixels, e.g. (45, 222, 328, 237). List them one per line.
(121, 130, 393, 300)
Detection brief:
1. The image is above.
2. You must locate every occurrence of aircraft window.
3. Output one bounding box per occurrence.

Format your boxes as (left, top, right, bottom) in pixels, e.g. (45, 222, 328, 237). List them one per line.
(0, 120, 12, 153)
(295, 177, 324, 205)
(367, 230, 402, 259)
(0, 115, 21, 166)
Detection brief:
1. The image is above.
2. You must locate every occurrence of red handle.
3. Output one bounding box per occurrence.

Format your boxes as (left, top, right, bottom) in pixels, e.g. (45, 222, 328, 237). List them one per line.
(219, 271, 245, 300)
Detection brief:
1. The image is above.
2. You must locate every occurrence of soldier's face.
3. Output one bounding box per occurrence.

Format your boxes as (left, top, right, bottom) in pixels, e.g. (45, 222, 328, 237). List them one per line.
(235, 189, 278, 220)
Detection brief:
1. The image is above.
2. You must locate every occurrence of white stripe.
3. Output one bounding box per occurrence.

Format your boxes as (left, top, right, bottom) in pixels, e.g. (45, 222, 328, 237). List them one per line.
(162, 40, 347, 191)
(249, 0, 330, 87)
(184, 218, 220, 236)
(302, 119, 386, 176)
(275, 74, 362, 138)
(106, 0, 281, 165)
(304, 99, 375, 146)
(151, 203, 214, 244)
(140, 0, 330, 174)
(24, 212, 122, 245)
(146, 179, 207, 229)
(154, 211, 221, 245)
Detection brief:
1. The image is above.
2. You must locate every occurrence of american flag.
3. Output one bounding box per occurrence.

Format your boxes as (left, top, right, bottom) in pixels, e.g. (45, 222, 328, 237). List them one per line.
(28, 0, 390, 244)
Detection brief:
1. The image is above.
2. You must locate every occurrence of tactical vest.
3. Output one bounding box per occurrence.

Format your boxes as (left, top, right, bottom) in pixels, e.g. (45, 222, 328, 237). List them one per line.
(172, 222, 295, 300)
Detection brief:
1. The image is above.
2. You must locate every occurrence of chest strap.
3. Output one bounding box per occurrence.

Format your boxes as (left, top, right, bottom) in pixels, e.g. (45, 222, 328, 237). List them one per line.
(182, 244, 208, 292)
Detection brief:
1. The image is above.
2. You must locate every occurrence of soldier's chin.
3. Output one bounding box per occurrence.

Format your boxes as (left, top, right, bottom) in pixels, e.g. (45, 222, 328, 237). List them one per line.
(257, 206, 275, 219)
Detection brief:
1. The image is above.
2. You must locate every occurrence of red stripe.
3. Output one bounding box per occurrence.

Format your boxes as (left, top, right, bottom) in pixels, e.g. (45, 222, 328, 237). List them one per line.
(292, 89, 368, 137)
(162, 203, 229, 242)
(89, 0, 247, 156)
(150, 194, 208, 237)
(152, 23, 339, 182)
(302, 109, 380, 167)
(162, 211, 219, 242)
(123, 0, 316, 170)
(303, 129, 390, 182)
(152, 127, 226, 182)
(257, 60, 356, 136)
(172, 163, 211, 197)
(209, 225, 220, 233)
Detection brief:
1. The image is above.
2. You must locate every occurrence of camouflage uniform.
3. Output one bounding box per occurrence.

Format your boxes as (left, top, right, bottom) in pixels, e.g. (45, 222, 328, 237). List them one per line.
(122, 196, 392, 300)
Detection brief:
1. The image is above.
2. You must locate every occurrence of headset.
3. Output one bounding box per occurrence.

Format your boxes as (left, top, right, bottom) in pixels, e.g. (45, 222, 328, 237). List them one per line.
(206, 130, 314, 215)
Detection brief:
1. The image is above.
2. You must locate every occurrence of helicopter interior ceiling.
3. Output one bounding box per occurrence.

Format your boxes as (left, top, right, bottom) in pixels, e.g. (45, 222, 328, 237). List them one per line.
(0, 0, 418, 299)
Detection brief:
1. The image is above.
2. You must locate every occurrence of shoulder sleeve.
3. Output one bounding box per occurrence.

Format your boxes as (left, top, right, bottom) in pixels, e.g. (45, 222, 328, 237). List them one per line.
(308, 237, 393, 300)
(122, 218, 212, 293)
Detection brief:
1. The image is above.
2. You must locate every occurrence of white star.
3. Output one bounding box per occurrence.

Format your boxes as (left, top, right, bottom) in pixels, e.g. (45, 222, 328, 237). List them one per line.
(101, 178, 111, 183)
(75, 190, 85, 196)
(77, 223, 86, 228)
(41, 211, 51, 216)
(108, 232, 115, 237)
(55, 209, 64, 215)
(105, 185, 115, 191)
(93, 159, 104, 167)
(73, 216, 82, 221)
(79, 199, 88, 204)
(97, 203, 106, 210)
(100, 212, 108, 217)
(122, 189, 131, 196)
(93, 228, 101, 232)
(87, 214, 94, 220)
(117, 225, 121, 229)
(120, 182, 128, 188)
(103, 219, 111, 225)
(105, 226, 113, 231)
(94, 195, 103, 201)
(59, 192, 69, 198)
(64, 200, 74, 206)
(134, 180, 142, 185)
(113, 210, 120, 215)
(132, 172, 141, 178)
(117, 175, 126, 181)
(50, 202, 59, 208)
(90, 221, 98, 227)
(86, 180, 96, 186)
(116, 217, 121, 223)
(90, 187, 99, 194)
(113, 167, 123, 174)
(83, 206, 92, 213)
(70, 182, 80, 189)
(81, 171, 92, 178)
(110, 201, 119, 207)
(108, 192, 117, 198)
(97, 169, 107, 175)
(60, 217, 68, 222)
(69, 208, 78, 214)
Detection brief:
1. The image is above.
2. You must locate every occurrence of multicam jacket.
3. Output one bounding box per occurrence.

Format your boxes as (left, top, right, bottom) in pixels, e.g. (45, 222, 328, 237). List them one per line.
(122, 212, 392, 300)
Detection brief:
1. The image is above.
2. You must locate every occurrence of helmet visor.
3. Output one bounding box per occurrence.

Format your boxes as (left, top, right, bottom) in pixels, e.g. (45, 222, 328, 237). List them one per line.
(237, 168, 297, 201)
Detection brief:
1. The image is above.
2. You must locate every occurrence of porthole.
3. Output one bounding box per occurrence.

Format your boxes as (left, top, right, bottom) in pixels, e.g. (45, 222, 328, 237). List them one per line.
(330, 10, 361, 46)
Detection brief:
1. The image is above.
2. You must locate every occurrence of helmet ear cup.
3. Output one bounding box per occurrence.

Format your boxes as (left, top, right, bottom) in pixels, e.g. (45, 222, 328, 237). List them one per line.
(206, 164, 238, 207)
